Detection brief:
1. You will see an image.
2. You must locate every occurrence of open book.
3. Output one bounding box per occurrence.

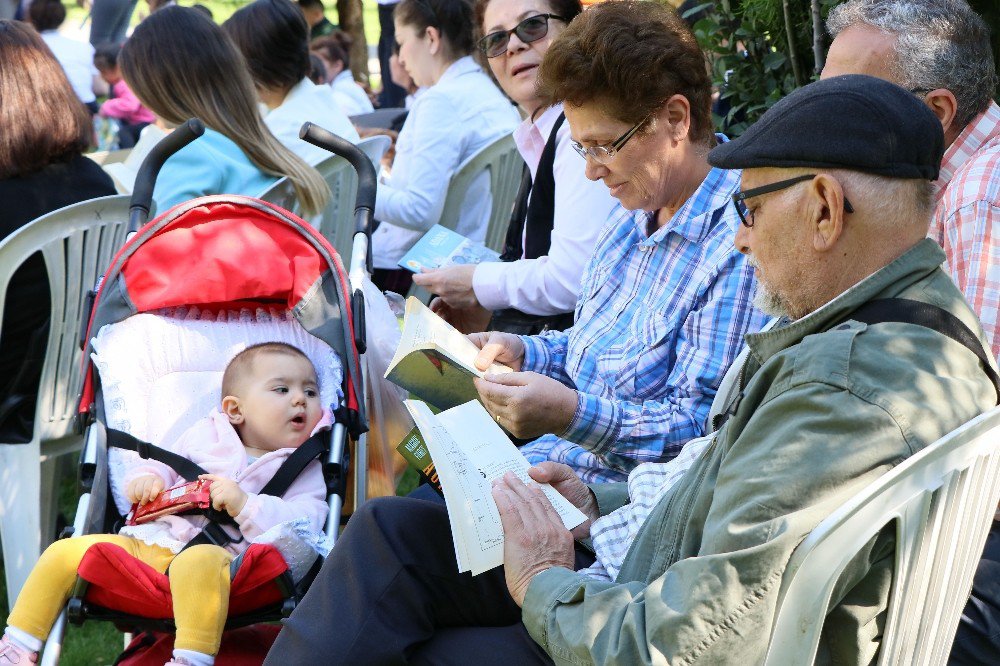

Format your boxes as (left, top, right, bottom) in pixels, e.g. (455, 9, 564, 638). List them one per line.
(405, 399, 586, 575)
(385, 298, 512, 410)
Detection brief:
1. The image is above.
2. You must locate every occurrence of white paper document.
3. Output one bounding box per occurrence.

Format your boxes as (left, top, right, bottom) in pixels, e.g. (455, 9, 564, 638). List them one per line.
(405, 399, 587, 575)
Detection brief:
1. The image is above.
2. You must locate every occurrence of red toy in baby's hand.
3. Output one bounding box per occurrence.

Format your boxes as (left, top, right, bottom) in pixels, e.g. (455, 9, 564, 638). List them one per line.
(126, 479, 213, 526)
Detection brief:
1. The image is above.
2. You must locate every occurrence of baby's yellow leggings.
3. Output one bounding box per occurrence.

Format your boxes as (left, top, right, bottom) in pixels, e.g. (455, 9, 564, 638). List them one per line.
(8, 534, 233, 655)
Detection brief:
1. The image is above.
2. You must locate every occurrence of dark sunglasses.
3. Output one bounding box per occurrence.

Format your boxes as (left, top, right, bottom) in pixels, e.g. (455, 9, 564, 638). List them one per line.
(732, 174, 855, 228)
(478, 14, 566, 59)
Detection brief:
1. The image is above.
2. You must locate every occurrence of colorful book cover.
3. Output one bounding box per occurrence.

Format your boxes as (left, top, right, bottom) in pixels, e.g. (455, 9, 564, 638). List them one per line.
(395, 426, 442, 496)
(398, 225, 501, 273)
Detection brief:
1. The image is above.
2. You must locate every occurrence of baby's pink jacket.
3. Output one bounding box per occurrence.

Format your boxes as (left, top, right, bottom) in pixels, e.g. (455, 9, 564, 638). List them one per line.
(99, 80, 155, 125)
(121, 409, 329, 555)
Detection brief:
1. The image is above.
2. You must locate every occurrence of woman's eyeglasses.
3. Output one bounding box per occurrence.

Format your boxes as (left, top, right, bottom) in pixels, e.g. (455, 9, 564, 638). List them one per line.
(570, 113, 652, 164)
(478, 14, 566, 59)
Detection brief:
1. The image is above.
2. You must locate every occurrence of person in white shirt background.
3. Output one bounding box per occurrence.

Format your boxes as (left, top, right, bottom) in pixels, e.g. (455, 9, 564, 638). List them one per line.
(414, 0, 618, 334)
(29, 0, 107, 113)
(310, 31, 376, 117)
(370, 0, 519, 295)
(223, 0, 360, 166)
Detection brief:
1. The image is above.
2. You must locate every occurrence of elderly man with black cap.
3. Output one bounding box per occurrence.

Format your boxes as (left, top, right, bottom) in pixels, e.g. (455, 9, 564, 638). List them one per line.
(265, 75, 999, 665)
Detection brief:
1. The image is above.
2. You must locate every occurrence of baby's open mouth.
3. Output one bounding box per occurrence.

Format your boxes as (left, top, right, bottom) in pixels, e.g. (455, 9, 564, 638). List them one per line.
(291, 414, 305, 424)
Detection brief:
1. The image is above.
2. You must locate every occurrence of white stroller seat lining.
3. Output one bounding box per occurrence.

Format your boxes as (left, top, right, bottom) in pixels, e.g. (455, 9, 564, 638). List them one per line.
(91, 305, 343, 515)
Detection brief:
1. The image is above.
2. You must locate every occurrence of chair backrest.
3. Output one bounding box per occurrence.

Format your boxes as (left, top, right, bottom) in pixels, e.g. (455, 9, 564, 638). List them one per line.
(259, 136, 389, 262)
(0, 195, 131, 447)
(357, 134, 392, 169)
(437, 134, 522, 252)
(764, 406, 1000, 665)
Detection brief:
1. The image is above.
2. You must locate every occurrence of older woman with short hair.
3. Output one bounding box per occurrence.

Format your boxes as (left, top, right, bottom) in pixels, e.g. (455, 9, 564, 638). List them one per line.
(264, 2, 766, 663)
(468, 0, 766, 482)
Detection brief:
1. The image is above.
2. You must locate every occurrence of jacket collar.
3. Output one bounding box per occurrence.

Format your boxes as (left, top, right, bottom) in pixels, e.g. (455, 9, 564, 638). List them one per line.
(745, 238, 946, 365)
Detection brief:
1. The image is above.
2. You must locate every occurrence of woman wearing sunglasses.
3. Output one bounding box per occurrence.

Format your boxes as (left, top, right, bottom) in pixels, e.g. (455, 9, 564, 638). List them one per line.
(370, 0, 519, 295)
(412, 0, 618, 335)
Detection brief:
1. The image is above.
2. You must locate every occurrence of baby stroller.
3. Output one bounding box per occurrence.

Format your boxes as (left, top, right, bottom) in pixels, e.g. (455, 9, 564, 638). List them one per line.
(37, 120, 377, 664)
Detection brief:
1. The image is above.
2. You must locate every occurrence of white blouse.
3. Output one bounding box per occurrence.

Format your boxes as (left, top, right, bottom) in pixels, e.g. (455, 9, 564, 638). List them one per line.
(372, 56, 520, 269)
(471, 104, 619, 315)
(330, 70, 375, 117)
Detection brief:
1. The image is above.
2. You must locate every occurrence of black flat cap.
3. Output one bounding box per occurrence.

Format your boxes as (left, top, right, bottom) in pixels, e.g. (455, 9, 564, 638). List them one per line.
(708, 74, 944, 180)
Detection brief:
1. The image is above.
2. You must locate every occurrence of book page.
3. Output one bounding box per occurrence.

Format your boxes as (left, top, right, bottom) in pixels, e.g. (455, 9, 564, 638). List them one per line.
(390, 298, 511, 377)
(405, 399, 586, 576)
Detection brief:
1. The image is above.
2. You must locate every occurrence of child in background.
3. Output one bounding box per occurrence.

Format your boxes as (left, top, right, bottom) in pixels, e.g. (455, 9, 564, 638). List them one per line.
(0, 343, 329, 666)
(93, 42, 155, 148)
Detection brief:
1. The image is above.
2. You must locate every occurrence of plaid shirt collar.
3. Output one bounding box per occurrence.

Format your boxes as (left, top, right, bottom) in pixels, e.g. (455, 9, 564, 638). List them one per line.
(935, 101, 1000, 201)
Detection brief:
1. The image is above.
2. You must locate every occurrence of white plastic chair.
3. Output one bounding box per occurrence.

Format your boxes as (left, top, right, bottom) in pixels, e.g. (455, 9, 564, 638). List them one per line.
(437, 133, 522, 253)
(260, 135, 391, 261)
(409, 134, 522, 302)
(0, 195, 131, 606)
(765, 406, 1000, 665)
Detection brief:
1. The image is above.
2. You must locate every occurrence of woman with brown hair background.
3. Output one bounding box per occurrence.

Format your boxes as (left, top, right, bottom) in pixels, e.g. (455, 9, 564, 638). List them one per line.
(0, 20, 116, 440)
(120, 5, 329, 216)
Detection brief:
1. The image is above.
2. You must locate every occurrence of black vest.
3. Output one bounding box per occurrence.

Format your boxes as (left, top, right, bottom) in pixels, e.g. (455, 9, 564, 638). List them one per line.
(489, 113, 575, 335)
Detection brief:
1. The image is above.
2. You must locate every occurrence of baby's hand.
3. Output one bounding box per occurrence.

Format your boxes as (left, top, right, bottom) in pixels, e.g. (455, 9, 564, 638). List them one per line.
(200, 474, 248, 518)
(126, 475, 165, 506)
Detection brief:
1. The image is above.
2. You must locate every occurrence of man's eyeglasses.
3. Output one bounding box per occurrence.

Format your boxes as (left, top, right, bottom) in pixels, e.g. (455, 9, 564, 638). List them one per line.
(732, 174, 855, 228)
(478, 14, 566, 59)
(571, 113, 652, 165)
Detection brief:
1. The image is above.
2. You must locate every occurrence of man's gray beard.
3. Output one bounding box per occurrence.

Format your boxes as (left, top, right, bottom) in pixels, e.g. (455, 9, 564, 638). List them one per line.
(747, 255, 793, 318)
(753, 284, 793, 319)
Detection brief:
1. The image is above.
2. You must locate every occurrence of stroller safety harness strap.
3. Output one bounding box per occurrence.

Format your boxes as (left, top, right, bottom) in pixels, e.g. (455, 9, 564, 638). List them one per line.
(106, 429, 328, 550)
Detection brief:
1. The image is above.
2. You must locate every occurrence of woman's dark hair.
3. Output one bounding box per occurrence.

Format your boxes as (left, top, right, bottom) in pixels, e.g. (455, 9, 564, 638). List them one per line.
(394, 0, 475, 58)
(473, 0, 582, 41)
(93, 42, 121, 72)
(28, 0, 66, 32)
(223, 0, 310, 92)
(311, 30, 352, 70)
(537, 0, 715, 145)
(0, 20, 90, 178)
(308, 52, 327, 84)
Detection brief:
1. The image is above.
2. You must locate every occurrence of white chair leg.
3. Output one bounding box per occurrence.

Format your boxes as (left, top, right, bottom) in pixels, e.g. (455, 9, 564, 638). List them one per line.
(0, 441, 41, 607)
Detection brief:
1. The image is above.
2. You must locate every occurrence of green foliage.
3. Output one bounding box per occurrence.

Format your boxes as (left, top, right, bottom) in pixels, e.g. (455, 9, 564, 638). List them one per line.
(685, 0, 844, 137)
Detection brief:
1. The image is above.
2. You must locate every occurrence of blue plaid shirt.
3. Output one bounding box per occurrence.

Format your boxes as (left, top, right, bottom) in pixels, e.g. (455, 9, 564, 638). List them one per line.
(519, 165, 766, 483)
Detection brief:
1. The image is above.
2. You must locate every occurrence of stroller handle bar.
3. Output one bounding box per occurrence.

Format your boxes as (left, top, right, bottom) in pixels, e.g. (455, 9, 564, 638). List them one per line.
(299, 123, 377, 265)
(128, 118, 206, 234)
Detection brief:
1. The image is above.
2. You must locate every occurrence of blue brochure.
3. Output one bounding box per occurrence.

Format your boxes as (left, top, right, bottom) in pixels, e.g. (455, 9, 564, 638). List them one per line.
(398, 225, 501, 273)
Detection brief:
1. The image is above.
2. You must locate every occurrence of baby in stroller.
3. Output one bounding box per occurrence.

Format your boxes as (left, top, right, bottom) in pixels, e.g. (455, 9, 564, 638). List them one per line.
(0, 342, 329, 666)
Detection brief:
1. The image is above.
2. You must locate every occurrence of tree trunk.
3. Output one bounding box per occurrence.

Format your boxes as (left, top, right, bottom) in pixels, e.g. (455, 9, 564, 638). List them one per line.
(337, 0, 369, 84)
(811, 0, 824, 75)
(781, 0, 804, 86)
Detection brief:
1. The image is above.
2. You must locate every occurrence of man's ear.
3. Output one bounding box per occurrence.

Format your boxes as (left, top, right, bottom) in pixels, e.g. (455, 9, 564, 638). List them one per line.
(807, 173, 848, 252)
(923, 89, 959, 143)
(221, 395, 244, 425)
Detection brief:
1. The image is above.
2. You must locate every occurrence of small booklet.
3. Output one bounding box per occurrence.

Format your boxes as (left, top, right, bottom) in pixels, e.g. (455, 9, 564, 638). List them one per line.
(126, 478, 213, 526)
(385, 297, 512, 411)
(396, 426, 442, 496)
(397, 225, 501, 274)
(102, 124, 169, 194)
(405, 399, 586, 575)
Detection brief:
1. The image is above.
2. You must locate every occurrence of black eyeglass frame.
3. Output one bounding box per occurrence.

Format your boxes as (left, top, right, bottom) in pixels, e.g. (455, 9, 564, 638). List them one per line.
(478, 14, 567, 58)
(732, 174, 855, 228)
